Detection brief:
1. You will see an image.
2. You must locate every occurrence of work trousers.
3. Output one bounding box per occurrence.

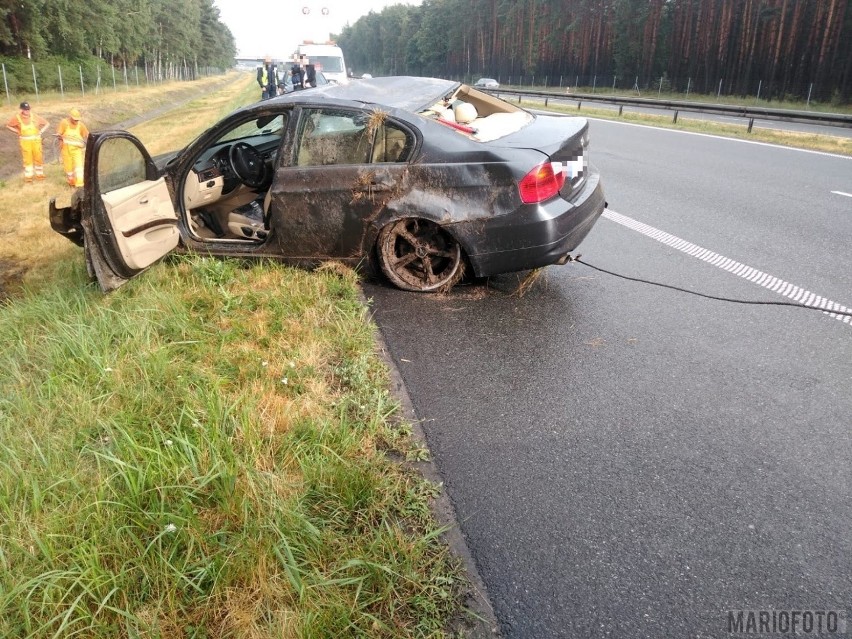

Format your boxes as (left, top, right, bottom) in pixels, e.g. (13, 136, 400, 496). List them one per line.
(62, 144, 85, 187)
(19, 138, 44, 180)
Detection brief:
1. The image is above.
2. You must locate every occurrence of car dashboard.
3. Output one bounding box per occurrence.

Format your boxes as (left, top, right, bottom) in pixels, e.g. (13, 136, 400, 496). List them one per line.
(182, 134, 281, 212)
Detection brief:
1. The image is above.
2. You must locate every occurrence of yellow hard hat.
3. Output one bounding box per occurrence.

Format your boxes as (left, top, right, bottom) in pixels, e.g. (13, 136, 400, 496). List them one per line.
(69, 108, 81, 119)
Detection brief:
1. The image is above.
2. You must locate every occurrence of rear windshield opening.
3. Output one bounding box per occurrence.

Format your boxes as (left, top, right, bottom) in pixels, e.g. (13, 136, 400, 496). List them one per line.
(420, 85, 533, 142)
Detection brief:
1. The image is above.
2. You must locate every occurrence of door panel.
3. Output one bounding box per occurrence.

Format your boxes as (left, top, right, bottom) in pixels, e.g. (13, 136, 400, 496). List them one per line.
(83, 130, 179, 291)
(269, 107, 414, 259)
(101, 177, 178, 270)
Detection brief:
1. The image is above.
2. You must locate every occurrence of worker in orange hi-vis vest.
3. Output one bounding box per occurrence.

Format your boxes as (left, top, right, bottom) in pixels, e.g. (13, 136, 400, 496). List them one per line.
(5, 101, 49, 183)
(56, 108, 89, 187)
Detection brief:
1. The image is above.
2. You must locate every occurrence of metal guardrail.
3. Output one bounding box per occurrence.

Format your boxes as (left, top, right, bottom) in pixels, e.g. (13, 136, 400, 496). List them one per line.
(491, 88, 852, 130)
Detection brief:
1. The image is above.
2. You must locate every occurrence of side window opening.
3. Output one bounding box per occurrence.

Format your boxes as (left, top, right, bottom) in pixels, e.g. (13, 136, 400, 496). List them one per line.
(294, 109, 413, 167)
(97, 138, 148, 194)
(296, 108, 372, 167)
(182, 113, 288, 244)
(371, 122, 411, 163)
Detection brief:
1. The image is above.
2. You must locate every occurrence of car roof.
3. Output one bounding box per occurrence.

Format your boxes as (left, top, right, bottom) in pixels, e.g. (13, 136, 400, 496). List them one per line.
(266, 76, 460, 113)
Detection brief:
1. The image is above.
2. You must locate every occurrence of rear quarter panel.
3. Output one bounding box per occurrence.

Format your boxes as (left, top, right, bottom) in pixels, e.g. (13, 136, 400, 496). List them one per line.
(360, 114, 546, 262)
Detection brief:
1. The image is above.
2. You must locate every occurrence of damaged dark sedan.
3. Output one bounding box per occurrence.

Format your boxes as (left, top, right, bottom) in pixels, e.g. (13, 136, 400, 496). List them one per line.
(50, 76, 606, 292)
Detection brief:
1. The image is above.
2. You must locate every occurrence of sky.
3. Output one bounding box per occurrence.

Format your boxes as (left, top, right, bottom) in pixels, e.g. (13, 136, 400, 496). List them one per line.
(214, 0, 421, 60)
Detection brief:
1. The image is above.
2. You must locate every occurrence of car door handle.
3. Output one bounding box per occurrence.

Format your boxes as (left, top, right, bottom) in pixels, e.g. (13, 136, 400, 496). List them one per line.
(138, 198, 149, 205)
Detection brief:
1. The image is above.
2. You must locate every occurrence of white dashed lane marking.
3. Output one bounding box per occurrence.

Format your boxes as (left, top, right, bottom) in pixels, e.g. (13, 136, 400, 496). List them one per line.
(831, 191, 852, 198)
(601, 209, 851, 325)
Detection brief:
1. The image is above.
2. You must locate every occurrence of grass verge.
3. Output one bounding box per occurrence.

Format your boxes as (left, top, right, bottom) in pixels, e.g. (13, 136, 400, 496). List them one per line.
(0, 257, 465, 638)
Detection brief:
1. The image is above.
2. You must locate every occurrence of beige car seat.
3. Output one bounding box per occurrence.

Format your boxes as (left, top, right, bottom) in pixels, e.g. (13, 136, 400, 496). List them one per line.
(227, 199, 267, 241)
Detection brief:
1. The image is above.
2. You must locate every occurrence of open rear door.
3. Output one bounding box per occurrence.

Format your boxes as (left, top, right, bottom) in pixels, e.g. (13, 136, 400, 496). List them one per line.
(82, 131, 180, 291)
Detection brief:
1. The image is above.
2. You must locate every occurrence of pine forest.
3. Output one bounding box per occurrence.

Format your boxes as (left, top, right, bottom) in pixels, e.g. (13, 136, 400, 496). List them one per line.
(338, 0, 851, 103)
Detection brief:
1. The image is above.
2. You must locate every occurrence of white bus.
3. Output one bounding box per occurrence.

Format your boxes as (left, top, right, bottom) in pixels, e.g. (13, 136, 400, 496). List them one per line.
(295, 42, 349, 85)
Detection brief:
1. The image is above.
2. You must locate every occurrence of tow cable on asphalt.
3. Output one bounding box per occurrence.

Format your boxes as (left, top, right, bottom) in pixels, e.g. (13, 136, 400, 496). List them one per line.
(567, 255, 852, 319)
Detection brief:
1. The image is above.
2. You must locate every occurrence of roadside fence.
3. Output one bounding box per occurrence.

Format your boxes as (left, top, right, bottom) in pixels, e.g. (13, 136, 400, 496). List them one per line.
(448, 72, 844, 108)
(490, 87, 852, 131)
(1, 60, 227, 105)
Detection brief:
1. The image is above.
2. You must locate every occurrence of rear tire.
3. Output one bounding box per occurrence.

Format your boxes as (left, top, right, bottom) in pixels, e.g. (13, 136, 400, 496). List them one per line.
(377, 218, 463, 292)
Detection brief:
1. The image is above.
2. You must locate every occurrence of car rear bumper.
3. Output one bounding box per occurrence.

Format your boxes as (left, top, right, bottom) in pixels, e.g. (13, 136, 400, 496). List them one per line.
(457, 170, 606, 277)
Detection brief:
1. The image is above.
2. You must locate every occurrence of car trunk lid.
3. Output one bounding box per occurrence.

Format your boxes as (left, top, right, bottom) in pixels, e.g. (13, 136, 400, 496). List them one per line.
(492, 115, 589, 198)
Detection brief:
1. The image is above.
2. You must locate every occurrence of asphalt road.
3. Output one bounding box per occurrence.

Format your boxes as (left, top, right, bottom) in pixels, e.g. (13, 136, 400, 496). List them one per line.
(364, 122, 852, 638)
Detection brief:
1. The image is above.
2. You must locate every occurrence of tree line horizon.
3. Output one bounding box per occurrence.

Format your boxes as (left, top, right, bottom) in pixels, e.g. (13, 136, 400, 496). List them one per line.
(0, 0, 236, 72)
(338, 0, 851, 103)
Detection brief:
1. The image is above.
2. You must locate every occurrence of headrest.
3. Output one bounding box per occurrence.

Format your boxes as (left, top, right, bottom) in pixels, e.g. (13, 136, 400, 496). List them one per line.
(453, 102, 478, 124)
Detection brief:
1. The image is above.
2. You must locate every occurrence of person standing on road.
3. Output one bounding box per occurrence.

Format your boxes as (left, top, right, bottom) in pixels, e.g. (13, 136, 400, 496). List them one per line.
(56, 108, 89, 188)
(290, 55, 306, 91)
(5, 101, 49, 183)
(257, 57, 277, 100)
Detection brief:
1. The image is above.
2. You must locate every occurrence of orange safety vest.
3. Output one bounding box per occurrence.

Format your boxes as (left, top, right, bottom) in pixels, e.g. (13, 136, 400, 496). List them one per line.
(59, 120, 86, 147)
(17, 114, 41, 141)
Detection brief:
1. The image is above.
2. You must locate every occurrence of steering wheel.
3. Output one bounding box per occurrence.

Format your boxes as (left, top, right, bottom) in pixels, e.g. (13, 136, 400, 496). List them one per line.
(228, 142, 268, 188)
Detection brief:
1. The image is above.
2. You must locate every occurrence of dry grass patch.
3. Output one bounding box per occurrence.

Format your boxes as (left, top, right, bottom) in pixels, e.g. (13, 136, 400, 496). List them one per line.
(130, 74, 256, 155)
(0, 73, 256, 299)
(513, 267, 545, 297)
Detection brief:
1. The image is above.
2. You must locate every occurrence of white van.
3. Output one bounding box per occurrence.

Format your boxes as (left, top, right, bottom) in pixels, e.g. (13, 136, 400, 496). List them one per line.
(295, 42, 348, 85)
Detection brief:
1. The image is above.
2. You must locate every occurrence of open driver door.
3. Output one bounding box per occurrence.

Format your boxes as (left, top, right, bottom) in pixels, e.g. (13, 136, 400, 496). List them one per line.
(79, 131, 180, 291)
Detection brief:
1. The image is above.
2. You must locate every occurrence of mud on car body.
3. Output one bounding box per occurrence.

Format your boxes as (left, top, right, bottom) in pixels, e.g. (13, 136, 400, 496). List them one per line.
(49, 76, 607, 292)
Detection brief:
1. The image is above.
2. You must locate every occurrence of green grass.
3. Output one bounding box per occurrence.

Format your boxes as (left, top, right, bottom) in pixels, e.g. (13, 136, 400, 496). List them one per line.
(0, 257, 464, 638)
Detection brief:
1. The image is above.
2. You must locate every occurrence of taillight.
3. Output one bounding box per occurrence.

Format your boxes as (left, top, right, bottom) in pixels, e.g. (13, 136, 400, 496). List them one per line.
(518, 162, 566, 204)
